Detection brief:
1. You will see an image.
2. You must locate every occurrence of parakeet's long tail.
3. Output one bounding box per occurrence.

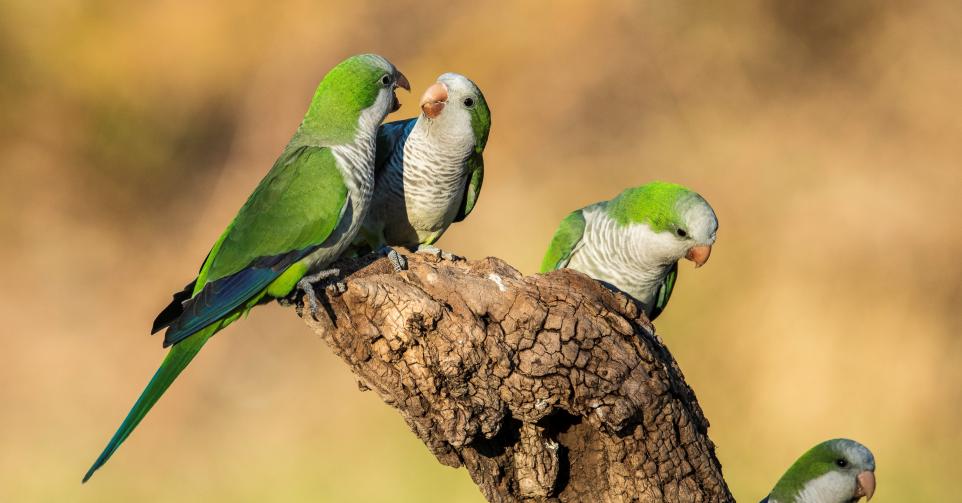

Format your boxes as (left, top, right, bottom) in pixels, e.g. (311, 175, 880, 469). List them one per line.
(82, 325, 216, 482)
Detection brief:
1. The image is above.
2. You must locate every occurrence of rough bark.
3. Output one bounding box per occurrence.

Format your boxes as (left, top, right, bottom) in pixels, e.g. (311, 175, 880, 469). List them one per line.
(297, 249, 733, 503)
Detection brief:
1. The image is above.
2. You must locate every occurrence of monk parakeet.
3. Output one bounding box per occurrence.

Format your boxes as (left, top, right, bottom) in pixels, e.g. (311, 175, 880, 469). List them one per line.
(762, 439, 876, 503)
(540, 182, 717, 321)
(82, 54, 409, 482)
(357, 72, 490, 257)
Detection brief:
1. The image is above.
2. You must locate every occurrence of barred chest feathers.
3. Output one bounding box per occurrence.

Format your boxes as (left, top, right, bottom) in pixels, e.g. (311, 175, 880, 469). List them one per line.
(566, 205, 678, 309)
(406, 130, 472, 228)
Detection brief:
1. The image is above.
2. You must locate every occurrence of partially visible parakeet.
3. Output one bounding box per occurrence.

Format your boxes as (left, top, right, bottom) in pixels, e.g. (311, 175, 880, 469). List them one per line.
(357, 72, 490, 254)
(83, 54, 409, 482)
(762, 439, 876, 503)
(540, 182, 717, 321)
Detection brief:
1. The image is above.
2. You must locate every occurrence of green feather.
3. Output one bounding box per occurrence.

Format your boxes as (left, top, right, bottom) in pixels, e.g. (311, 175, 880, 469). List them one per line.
(295, 54, 389, 146)
(203, 146, 347, 285)
(469, 86, 491, 153)
(454, 151, 484, 223)
(540, 208, 588, 273)
(605, 182, 695, 232)
(648, 262, 677, 321)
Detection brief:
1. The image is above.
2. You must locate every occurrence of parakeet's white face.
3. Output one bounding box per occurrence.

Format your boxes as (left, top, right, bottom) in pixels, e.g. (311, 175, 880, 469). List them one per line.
(417, 73, 483, 153)
(679, 194, 718, 246)
(632, 194, 718, 268)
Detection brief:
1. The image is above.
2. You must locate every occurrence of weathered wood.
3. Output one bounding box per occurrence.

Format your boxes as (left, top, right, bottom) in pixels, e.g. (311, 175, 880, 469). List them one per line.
(297, 249, 733, 503)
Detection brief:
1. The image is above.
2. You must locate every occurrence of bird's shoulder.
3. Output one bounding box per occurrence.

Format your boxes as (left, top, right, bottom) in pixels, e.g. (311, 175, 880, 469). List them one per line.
(375, 118, 417, 172)
(540, 207, 589, 272)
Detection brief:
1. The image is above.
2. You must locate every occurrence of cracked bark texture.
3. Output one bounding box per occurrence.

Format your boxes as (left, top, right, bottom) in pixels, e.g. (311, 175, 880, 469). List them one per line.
(298, 250, 733, 503)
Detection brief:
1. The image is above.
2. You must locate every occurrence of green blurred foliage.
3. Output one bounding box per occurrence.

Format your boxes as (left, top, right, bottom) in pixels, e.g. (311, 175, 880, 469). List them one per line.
(1, 1, 960, 501)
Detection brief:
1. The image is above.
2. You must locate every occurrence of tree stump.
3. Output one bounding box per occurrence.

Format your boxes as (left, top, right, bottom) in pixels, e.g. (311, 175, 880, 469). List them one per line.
(297, 249, 733, 503)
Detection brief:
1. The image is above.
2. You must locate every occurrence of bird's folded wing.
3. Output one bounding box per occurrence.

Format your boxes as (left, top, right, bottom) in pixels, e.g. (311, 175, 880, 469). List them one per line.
(374, 118, 416, 175)
(162, 145, 349, 346)
(648, 261, 678, 321)
(540, 208, 587, 273)
(454, 151, 484, 223)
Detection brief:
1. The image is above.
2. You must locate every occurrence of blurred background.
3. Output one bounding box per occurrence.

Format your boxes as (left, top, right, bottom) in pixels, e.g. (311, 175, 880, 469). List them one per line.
(2, 0, 960, 501)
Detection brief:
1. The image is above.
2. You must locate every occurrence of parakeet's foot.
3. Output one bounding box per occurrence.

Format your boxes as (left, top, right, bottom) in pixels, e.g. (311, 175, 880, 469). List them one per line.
(387, 249, 407, 272)
(296, 268, 341, 317)
(326, 281, 348, 296)
(376, 245, 408, 272)
(416, 244, 461, 261)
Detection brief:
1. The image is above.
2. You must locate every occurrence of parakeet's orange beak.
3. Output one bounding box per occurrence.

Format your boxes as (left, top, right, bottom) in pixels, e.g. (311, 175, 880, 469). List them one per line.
(685, 245, 712, 268)
(420, 82, 448, 119)
(855, 471, 876, 501)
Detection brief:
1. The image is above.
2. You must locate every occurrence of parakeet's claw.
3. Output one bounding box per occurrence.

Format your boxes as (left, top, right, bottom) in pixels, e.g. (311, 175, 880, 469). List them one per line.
(387, 249, 407, 272)
(376, 245, 408, 272)
(296, 268, 341, 317)
(417, 244, 461, 261)
(297, 280, 321, 317)
(326, 281, 348, 296)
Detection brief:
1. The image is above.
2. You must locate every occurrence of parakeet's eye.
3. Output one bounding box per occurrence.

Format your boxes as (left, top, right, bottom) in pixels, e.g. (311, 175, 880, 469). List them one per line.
(463, 97, 475, 108)
(676, 228, 688, 238)
(835, 458, 848, 468)
(380, 74, 392, 86)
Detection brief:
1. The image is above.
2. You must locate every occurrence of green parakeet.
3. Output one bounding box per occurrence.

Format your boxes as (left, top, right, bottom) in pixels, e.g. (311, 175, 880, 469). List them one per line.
(762, 439, 876, 503)
(358, 72, 490, 252)
(540, 182, 718, 321)
(83, 54, 409, 482)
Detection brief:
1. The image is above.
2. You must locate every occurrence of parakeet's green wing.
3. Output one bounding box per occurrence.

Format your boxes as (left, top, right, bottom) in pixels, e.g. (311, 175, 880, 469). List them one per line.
(163, 144, 349, 346)
(647, 262, 677, 321)
(454, 151, 483, 222)
(83, 145, 349, 483)
(540, 209, 587, 273)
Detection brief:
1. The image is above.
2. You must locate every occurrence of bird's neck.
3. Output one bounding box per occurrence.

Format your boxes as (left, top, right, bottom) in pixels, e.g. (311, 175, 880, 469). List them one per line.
(330, 137, 375, 198)
(790, 470, 857, 503)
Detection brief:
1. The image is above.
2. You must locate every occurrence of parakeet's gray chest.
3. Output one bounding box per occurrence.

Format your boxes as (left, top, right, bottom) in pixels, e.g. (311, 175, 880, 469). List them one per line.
(566, 208, 675, 310)
(382, 129, 471, 246)
(302, 136, 376, 268)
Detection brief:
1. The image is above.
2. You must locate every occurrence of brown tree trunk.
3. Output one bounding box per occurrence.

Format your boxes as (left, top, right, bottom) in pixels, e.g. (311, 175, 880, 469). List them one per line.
(297, 249, 733, 503)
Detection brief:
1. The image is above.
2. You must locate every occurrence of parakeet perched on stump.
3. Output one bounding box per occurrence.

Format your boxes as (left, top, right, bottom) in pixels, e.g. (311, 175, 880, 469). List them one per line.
(83, 53, 409, 482)
(358, 72, 490, 252)
(762, 439, 876, 503)
(540, 182, 717, 321)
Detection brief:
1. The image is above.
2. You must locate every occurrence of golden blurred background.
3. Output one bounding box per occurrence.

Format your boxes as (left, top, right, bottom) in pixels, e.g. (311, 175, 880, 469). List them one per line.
(2, 0, 960, 501)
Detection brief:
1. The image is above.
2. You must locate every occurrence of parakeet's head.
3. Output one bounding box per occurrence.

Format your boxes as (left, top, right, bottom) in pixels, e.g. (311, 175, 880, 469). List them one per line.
(301, 53, 410, 143)
(768, 439, 876, 503)
(606, 182, 718, 267)
(418, 73, 491, 152)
